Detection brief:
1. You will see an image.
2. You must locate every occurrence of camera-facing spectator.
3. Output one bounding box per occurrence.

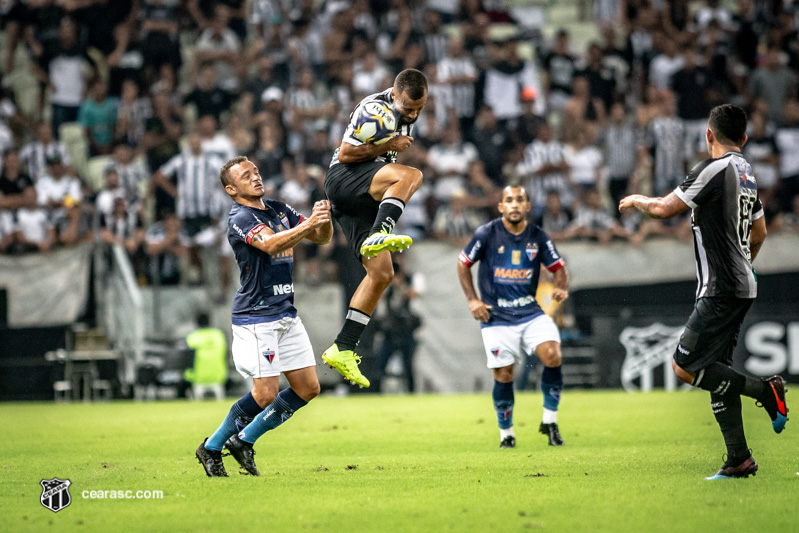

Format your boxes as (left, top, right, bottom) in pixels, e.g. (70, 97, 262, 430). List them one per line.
(19, 122, 72, 183)
(79, 78, 118, 156)
(36, 153, 84, 246)
(145, 212, 189, 286)
(0, 150, 37, 212)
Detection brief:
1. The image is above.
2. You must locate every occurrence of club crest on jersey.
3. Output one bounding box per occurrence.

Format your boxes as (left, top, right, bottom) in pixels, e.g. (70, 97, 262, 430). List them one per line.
(279, 212, 289, 227)
(262, 350, 275, 364)
(40, 478, 72, 513)
(526, 243, 539, 261)
(491, 348, 500, 357)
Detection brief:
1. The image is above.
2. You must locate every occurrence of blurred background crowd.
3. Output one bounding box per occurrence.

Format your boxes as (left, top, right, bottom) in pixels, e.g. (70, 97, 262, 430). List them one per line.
(1, 0, 799, 287)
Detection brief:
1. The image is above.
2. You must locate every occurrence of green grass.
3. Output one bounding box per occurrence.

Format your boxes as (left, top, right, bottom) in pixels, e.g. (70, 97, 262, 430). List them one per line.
(1, 391, 797, 532)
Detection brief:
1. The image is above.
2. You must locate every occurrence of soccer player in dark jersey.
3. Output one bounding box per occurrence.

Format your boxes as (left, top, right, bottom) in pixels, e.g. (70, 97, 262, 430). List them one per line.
(322, 69, 428, 388)
(458, 185, 570, 448)
(619, 104, 788, 480)
(195, 156, 333, 477)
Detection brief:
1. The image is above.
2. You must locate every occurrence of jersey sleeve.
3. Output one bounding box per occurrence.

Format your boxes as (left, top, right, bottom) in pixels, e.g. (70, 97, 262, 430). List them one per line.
(229, 208, 268, 246)
(540, 231, 565, 272)
(673, 159, 716, 209)
(459, 224, 490, 266)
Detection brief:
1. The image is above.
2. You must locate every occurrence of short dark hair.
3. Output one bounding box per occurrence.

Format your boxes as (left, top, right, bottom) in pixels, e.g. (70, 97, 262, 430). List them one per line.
(197, 312, 210, 328)
(220, 155, 248, 187)
(394, 69, 427, 101)
(708, 104, 748, 146)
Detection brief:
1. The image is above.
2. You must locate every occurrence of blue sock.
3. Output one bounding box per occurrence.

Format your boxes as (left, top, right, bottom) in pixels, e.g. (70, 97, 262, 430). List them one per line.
(239, 388, 308, 444)
(493, 380, 514, 429)
(541, 366, 563, 412)
(205, 393, 262, 451)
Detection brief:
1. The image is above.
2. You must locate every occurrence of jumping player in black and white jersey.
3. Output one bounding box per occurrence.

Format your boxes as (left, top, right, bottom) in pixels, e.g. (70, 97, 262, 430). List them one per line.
(322, 69, 428, 388)
(195, 156, 332, 477)
(620, 104, 788, 480)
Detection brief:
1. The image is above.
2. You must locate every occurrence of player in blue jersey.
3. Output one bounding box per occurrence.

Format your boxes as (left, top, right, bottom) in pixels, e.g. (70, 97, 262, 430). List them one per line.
(195, 156, 333, 477)
(457, 185, 570, 448)
(322, 69, 428, 388)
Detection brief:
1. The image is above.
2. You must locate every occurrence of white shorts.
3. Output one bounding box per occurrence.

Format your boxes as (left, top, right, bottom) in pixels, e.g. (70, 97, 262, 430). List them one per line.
(481, 314, 561, 369)
(231, 316, 316, 378)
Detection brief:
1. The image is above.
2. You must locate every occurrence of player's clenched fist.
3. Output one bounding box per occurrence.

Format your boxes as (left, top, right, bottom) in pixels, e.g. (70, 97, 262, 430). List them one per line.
(386, 135, 414, 152)
(468, 299, 492, 323)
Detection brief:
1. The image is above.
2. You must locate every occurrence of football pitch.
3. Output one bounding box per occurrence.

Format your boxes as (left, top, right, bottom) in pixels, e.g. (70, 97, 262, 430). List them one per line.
(1, 390, 797, 532)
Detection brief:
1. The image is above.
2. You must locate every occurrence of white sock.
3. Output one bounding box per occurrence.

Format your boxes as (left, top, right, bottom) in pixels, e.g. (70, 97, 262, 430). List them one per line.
(499, 427, 515, 440)
(542, 408, 557, 424)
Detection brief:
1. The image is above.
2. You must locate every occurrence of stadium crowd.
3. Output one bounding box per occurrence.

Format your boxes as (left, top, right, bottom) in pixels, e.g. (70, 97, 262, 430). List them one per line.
(0, 0, 798, 285)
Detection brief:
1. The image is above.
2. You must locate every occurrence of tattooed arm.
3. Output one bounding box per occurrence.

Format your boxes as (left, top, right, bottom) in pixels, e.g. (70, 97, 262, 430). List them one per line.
(618, 192, 690, 219)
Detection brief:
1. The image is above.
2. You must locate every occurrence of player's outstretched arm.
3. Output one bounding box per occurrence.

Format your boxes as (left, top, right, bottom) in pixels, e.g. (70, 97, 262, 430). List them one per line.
(337, 135, 414, 164)
(250, 206, 330, 255)
(305, 200, 334, 245)
(457, 259, 491, 322)
(618, 191, 689, 219)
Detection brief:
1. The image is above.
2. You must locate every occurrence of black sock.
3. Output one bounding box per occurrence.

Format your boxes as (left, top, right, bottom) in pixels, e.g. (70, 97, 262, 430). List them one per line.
(710, 393, 750, 464)
(691, 362, 746, 396)
(369, 198, 405, 235)
(334, 308, 370, 351)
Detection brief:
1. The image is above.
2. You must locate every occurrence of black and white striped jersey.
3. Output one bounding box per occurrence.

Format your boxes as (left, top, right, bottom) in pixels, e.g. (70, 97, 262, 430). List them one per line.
(329, 87, 414, 167)
(160, 151, 224, 219)
(674, 152, 764, 300)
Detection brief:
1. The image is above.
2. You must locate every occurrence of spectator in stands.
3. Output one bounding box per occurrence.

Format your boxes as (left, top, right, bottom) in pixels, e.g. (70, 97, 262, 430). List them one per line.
(32, 17, 95, 138)
(185, 63, 235, 123)
(642, 91, 686, 196)
(777, 195, 799, 234)
(104, 142, 149, 210)
(743, 111, 780, 212)
(241, 55, 278, 118)
(226, 114, 255, 156)
(197, 114, 236, 164)
(94, 168, 124, 219)
(582, 42, 617, 112)
(427, 123, 479, 205)
(13, 204, 56, 254)
(0, 208, 15, 253)
(566, 189, 628, 245)
(115, 79, 152, 148)
(107, 21, 146, 98)
(748, 46, 798, 127)
(19, 122, 72, 183)
(25, 0, 67, 118)
(302, 125, 332, 170)
(649, 36, 684, 91)
(775, 99, 799, 212)
(562, 75, 605, 143)
(432, 188, 485, 248)
(601, 102, 639, 212)
(542, 29, 577, 113)
(190, 0, 247, 40)
(145, 212, 188, 286)
(472, 106, 513, 186)
(539, 190, 572, 242)
(438, 36, 478, 137)
(285, 68, 334, 154)
(0, 150, 37, 213)
(671, 44, 712, 161)
(512, 87, 547, 148)
(79, 78, 118, 156)
(194, 4, 242, 92)
(353, 50, 390, 96)
(36, 153, 83, 246)
(250, 120, 286, 186)
(517, 123, 574, 219)
(464, 160, 500, 220)
(98, 197, 145, 270)
(636, 84, 662, 129)
(564, 128, 603, 195)
(139, 0, 182, 83)
(480, 36, 540, 129)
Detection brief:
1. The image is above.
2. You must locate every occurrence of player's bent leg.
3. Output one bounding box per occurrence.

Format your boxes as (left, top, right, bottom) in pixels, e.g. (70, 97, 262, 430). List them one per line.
(672, 359, 695, 384)
(368, 163, 423, 203)
(284, 366, 321, 402)
(492, 366, 516, 448)
(322, 344, 371, 388)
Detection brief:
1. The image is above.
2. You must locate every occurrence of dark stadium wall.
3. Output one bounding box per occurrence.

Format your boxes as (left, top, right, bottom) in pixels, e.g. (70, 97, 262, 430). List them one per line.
(574, 272, 799, 389)
(0, 327, 67, 401)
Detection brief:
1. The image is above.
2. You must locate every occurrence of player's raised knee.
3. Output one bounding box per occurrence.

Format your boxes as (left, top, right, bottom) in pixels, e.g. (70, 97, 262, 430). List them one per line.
(404, 167, 423, 191)
(369, 261, 394, 288)
(538, 343, 561, 367)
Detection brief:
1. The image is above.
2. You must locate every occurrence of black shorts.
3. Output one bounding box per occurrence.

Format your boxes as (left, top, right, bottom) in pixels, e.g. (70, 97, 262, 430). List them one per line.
(324, 161, 387, 259)
(673, 296, 753, 372)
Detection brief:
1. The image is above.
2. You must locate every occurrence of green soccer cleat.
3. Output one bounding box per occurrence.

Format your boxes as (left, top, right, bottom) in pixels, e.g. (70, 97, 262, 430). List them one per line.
(322, 344, 370, 388)
(359, 230, 413, 259)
